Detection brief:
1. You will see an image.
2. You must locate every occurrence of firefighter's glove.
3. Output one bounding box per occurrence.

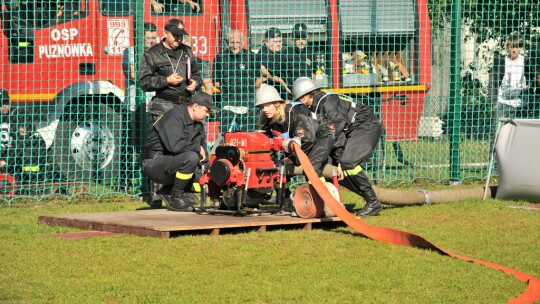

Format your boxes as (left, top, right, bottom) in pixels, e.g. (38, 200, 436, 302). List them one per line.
(282, 137, 301, 153)
(279, 132, 289, 139)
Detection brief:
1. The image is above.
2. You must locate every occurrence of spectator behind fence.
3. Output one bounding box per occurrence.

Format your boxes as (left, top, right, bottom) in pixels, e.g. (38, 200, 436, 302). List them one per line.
(212, 30, 262, 131)
(122, 22, 158, 113)
(489, 35, 534, 122)
(285, 23, 318, 85)
(182, 35, 214, 95)
(292, 77, 383, 217)
(121, 22, 161, 207)
(0, 90, 46, 183)
(139, 18, 202, 121)
(257, 27, 291, 99)
(142, 92, 217, 212)
(526, 43, 540, 118)
(0, 89, 14, 169)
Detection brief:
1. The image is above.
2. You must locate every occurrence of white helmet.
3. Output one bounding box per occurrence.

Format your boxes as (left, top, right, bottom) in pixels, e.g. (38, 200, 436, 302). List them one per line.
(255, 84, 283, 106)
(292, 77, 319, 100)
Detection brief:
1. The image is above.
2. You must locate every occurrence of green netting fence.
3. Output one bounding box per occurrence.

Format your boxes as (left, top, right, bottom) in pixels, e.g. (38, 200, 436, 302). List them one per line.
(0, 0, 538, 202)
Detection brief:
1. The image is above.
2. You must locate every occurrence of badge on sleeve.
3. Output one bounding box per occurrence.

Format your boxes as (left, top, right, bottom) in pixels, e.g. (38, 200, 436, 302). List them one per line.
(295, 127, 305, 137)
(328, 122, 336, 133)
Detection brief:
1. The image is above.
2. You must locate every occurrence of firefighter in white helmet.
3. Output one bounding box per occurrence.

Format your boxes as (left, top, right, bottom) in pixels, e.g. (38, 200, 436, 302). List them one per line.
(255, 84, 333, 178)
(292, 77, 383, 216)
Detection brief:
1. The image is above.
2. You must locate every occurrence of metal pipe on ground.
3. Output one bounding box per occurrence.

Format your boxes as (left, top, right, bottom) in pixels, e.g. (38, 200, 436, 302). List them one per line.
(292, 164, 497, 206)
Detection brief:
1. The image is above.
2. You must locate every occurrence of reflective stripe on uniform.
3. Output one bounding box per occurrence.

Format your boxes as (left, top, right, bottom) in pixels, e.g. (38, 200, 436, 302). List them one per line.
(176, 171, 193, 180)
(22, 165, 40, 172)
(153, 115, 164, 126)
(308, 176, 327, 185)
(192, 182, 201, 193)
(338, 95, 353, 102)
(343, 165, 362, 176)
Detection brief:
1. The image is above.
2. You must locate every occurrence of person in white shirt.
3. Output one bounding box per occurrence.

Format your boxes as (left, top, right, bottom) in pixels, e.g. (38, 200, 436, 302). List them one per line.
(489, 35, 533, 121)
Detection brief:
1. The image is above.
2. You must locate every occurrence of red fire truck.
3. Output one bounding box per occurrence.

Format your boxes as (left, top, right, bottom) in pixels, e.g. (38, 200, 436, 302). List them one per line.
(0, 0, 430, 182)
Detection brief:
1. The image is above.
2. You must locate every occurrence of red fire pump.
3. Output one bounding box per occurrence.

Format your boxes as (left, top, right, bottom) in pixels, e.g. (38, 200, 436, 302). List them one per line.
(199, 132, 297, 215)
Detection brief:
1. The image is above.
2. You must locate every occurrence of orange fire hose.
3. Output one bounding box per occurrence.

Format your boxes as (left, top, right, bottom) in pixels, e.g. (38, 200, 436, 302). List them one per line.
(292, 143, 540, 304)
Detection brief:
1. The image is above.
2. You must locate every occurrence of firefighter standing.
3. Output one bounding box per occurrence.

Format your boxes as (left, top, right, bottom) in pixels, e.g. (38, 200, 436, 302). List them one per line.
(139, 19, 202, 121)
(256, 84, 333, 178)
(292, 77, 383, 216)
(142, 91, 218, 212)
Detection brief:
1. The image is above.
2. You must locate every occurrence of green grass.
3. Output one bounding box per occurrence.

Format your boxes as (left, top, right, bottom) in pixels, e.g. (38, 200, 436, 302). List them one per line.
(0, 192, 539, 303)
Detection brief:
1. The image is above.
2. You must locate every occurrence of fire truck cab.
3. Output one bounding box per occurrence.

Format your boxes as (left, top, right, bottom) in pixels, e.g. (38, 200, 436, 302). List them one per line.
(0, 0, 221, 182)
(0, 0, 430, 184)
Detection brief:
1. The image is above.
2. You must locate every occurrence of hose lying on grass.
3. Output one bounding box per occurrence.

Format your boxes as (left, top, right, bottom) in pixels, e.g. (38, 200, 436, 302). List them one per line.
(293, 142, 540, 304)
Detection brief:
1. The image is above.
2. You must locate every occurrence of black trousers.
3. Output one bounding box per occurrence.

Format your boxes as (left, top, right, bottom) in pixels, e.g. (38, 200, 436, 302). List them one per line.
(142, 151, 199, 193)
(339, 124, 382, 199)
(340, 125, 382, 171)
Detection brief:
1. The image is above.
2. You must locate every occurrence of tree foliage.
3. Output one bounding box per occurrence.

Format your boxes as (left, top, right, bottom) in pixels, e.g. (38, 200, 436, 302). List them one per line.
(429, 0, 540, 45)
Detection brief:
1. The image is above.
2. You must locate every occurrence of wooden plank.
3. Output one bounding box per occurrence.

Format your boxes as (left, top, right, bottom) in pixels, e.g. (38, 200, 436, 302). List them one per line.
(36, 231, 119, 239)
(38, 214, 170, 238)
(38, 209, 344, 238)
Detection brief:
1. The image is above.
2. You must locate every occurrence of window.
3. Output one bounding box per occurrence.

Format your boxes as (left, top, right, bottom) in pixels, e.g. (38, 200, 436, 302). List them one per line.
(37, 0, 88, 28)
(100, 0, 132, 16)
(340, 0, 415, 36)
(2, 1, 88, 63)
(150, 0, 203, 16)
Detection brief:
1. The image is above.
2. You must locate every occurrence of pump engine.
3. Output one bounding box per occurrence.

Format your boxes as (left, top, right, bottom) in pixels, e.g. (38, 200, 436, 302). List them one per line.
(199, 132, 297, 214)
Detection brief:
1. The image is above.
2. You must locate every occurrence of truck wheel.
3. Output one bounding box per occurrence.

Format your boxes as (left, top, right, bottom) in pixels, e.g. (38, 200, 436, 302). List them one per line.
(54, 104, 123, 181)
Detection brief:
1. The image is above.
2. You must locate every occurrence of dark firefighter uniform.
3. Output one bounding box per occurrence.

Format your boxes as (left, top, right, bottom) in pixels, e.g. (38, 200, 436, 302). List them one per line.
(212, 48, 259, 131)
(262, 102, 333, 177)
(4, 125, 48, 184)
(257, 44, 290, 100)
(284, 45, 317, 90)
(308, 91, 382, 210)
(139, 41, 202, 118)
(142, 103, 207, 207)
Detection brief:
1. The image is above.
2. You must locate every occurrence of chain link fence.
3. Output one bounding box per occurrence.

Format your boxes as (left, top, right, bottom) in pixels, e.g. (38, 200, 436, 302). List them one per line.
(0, 0, 538, 202)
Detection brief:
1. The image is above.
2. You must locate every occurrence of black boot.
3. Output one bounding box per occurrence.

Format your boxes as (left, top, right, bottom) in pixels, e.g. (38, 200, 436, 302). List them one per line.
(356, 189, 382, 217)
(160, 191, 197, 212)
(159, 171, 200, 211)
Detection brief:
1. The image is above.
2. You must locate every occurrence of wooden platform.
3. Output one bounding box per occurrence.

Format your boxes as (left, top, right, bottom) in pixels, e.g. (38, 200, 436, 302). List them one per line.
(38, 209, 345, 238)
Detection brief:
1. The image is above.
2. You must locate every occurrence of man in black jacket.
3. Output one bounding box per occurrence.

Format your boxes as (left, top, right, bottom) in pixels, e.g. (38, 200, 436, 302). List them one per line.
(142, 91, 217, 212)
(257, 27, 291, 99)
(292, 77, 383, 216)
(139, 19, 202, 121)
(284, 23, 318, 88)
(212, 29, 261, 131)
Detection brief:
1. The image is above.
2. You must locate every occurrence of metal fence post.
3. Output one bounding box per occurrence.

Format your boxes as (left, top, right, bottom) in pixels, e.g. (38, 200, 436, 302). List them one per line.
(448, 0, 462, 182)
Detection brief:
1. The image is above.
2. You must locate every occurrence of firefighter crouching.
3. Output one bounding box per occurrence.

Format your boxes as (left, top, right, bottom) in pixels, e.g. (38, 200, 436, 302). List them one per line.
(292, 77, 383, 216)
(256, 84, 333, 179)
(142, 91, 218, 212)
